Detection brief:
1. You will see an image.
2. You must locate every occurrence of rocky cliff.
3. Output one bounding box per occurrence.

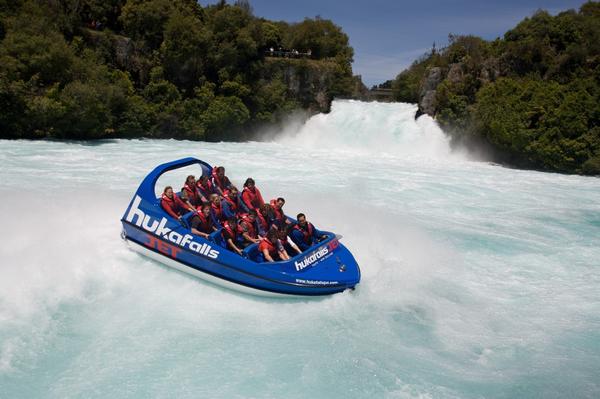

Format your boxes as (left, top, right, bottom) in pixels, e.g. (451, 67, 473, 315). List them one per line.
(390, 5, 600, 175)
(262, 57, 357, 114)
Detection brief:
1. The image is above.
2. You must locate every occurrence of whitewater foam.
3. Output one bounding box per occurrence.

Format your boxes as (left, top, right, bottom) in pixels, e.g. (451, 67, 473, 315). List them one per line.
(278, 100, 456, 160)
(1, 101, 599, 398)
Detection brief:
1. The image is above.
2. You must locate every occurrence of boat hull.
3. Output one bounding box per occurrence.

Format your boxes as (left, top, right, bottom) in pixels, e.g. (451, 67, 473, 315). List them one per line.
(122, 222, 359, 297)
(125, 238, 305, 297)
(120, 157, 361, 297)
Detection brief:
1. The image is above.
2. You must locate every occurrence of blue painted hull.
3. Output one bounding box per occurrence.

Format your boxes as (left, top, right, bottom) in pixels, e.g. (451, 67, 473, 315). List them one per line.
(120, 157, 361, 297)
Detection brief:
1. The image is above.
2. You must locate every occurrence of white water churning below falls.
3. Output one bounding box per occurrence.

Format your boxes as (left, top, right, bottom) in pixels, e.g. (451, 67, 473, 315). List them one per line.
(1, 100, 599, 398)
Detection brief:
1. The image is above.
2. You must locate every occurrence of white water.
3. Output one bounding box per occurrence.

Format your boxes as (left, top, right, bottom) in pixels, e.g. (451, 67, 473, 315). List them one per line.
(1, 100, 599, 398)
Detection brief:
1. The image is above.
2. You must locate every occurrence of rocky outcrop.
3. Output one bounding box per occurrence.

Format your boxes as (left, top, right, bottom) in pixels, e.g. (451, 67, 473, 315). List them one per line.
(263, 58, 348, 113)
(418, 66, 443, 116)
(479, 58, 500, 85)
(350, 75, 370, 100)
(417, 59, 501, 118)
(447, 63, 463, 84)
(113, 35, 134, 68)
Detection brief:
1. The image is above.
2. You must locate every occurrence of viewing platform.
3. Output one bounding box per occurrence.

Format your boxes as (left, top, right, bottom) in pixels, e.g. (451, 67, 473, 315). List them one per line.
(265, 49, 312, 59)
(368, 88, 394, 101)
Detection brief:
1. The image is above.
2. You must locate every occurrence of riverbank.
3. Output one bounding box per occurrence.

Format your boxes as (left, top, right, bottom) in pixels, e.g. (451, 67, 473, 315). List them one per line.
(0, 1, 357, 142)
(385, 2, 600, 176)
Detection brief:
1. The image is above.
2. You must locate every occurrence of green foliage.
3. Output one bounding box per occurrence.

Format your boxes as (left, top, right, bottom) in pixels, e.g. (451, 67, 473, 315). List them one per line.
(0, 8, 76, 84)
(0, 73, 27, 137)
(120, 0, 176, 49)
(160, 10, 210, 92)
(260, 21, 281, 49)
(473, 77, 600, 173)
(284, 17, 353, 61)
(57, 81, 114, 139)
(435, 81, 470, 131)
(391, 54, 434, 103)
(389, 1, 600, 175)
(202, 95, 249, 139)
(0, 0, 355, 142)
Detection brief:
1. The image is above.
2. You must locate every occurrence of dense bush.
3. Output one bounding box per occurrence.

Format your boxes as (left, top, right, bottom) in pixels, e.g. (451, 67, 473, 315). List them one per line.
(391, 2, 600, 174)
(0, 0, 355, 141)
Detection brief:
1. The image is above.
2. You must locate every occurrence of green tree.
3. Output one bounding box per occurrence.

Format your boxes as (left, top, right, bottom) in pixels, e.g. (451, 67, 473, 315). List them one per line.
(161, 11, 211, 92)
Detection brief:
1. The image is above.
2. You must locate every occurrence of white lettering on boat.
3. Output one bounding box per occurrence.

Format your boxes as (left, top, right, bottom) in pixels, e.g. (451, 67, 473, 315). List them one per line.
(294, 246, 329, 271)
(125, 195, 220, 259)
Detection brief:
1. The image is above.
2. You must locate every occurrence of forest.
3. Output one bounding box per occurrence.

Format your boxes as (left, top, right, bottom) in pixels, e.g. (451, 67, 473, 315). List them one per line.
(390, 1, 600, 175)
(0, 0, 355, 140)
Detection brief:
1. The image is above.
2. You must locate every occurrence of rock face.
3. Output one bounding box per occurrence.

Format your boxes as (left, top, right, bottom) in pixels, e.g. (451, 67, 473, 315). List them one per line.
(418, 66, 443, 116)
(447, 63, 463, 84)
(113, 35, 134, 68)
(416, 59, 501, 118)
(350, 75, 370, 100)
(263, 58, 346, 113)
(479, 58, 500, 85)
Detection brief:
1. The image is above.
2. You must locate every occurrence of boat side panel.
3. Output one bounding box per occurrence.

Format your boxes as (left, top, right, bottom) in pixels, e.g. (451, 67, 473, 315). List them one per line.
(125, 239, 303, 298)
(122, 223, 351, 296)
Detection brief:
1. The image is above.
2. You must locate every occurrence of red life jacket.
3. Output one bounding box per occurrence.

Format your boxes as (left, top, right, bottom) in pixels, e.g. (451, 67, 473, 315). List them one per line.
(222, 191, 238, 213)
(242, 186, 265, 210)
(211, 167, 230, 192)
(259, 237, 277, 257)
(196, 179, 214, 200)
(222, 221, 238, 242)
(183, 184, 199, 206)
(294, 223, 314, 244)
(270, 199, 285, 223)
(161, 194, 181, 219)
(256, 211, 269, 233)
(279, 235, 290, 246)
(195, 211, 213, 233)
(238, 214, 257, 239)
(211, 201, 224, 222)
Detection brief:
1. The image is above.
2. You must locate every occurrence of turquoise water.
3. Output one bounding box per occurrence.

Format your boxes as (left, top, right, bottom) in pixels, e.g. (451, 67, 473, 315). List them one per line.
(1, 101, 599, 398)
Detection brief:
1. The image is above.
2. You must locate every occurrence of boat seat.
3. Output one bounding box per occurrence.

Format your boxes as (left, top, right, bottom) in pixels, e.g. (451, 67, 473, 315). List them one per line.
(209, 228, 225, 247)
(242, 242, 260, 260)
(181, 211, 196, 229)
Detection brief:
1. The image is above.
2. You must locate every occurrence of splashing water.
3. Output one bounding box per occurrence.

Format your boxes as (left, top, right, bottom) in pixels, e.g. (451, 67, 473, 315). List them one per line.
(1, 101, 599, 398)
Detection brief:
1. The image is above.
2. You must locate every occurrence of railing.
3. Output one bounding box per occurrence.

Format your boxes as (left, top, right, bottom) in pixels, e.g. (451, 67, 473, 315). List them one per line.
(265, 49, 312, 59)
(369, 88, 393, 98)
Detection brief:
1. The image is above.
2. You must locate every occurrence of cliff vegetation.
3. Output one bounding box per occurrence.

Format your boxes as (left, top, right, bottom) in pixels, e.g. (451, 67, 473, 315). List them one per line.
(0, 0, 356, 141)
(391, 2, 600, 175)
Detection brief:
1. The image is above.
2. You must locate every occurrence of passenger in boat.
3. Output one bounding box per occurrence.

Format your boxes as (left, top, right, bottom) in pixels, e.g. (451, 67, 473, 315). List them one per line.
(210, 194, 225, 227)
(221, 186, 248, 219)
(257, 203, 275, 236)
(196, 174, 216, 203)
(259, 228, 289, 262)
(161, 186, 188, 220)
(270, 197, 288, 227)
(211, 166, 232, 196)
(222, 217, 243, 256)
(178, 189, 196, 213)
(238, 210, 261, 247)
(241, 177, 265, 211)
(290, 213, 328, 251)
(182, 175, 201, 206)
(278, 225, 302, 256)
(189, 203, 216, 238)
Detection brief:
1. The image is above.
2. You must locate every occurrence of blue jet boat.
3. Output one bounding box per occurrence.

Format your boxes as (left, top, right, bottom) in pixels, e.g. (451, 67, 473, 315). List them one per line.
(120, 157, 361, 297)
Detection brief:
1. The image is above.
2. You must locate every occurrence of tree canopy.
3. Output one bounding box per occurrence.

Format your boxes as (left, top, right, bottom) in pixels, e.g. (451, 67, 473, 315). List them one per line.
(391, 1, 600, 175)
(0, 0, 355, 141)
